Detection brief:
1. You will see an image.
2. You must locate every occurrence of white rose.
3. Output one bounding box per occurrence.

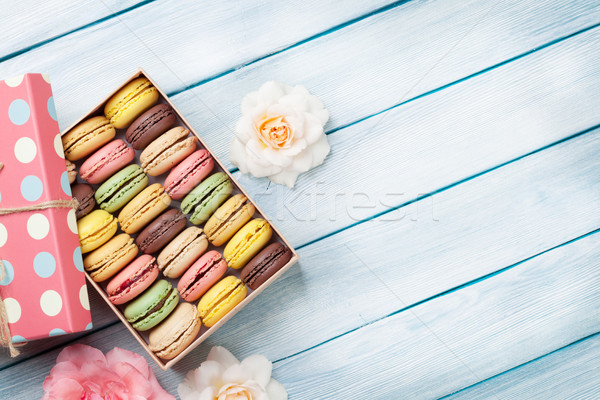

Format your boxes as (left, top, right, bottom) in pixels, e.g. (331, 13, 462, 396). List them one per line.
(230, 81, 330, 188)
(178, 346, 288, 400)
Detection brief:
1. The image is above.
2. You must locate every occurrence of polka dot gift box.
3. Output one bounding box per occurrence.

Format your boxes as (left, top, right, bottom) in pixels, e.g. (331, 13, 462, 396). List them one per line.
(0, 74, 92, 345)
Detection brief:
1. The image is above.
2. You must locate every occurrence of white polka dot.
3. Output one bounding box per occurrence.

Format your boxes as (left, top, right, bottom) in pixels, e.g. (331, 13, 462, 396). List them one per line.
(0, 223, 6, 247)
(4, 75, 24, 87)
(27, 213, 50, 240)
(4, 298, 21, 323)
(67, 209, 77, 234)
(42, 73, 51, 84)
(79, 285, 90, 311)
(14, 137, 37, 163)
(53, 134, 65, 159)
(40, 290, 62, 316)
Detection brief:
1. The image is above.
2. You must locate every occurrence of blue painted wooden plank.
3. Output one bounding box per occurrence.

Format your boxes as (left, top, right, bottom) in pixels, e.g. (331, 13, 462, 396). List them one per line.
(2, 219, 598, 399)
(232, 26, 600, 247)
(2, 129, 598, 396)
(444, 333, 600, 399)
(0, 0, 147, 58)
(0, 0, 597, 136)
(0, 0, 396, 128)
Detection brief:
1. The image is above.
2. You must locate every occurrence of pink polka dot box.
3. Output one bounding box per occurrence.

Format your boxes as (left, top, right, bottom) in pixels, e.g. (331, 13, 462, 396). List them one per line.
(0, 73, 92, 344)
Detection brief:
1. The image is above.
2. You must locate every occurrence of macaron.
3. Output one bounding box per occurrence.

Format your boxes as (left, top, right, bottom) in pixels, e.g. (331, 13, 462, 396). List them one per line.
(223, 218, 272, 269)
(197, 276, 247, 328)
(66, 160, 77, 184)
(178, 250, 227, 302)
(149, 303, 201, 360)
(164, 149, 214, 200)
(204, 194, 255, 246)
(83, 233, 138, 282)
(72, 183, 96, 219)
(241, 243, 293, 290)
(181, 172, 233, 225)
(126, 104, 177, 150)
(118, 183, 171, 234)
(124, 279, 179, 331)
(95, 165, 148, 213)
(136, 209, 187, 254)
(107, 255, 159, 305)
(140, 126, 197, 176)
(157, 227, 208, 278)
(77, 210, 118, 253)
(62, 116, 116, 161)
(104, 77, 159, 129)
(80, 139, 135, 184)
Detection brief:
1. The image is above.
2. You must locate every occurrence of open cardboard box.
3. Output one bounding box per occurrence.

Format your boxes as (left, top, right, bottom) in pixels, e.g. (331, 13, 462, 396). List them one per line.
(61, 68, 299, 370)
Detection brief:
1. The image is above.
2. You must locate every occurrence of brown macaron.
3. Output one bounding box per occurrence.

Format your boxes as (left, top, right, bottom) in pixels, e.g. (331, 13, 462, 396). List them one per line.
(136, 209, 187, 254)
(125, 104, 177, 150)
(72, 183, 96, 219)
(241, 242, 292, 290)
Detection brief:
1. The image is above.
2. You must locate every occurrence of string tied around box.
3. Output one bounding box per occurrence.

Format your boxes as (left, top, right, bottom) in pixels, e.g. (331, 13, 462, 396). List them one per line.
(0, 162, 79, 357)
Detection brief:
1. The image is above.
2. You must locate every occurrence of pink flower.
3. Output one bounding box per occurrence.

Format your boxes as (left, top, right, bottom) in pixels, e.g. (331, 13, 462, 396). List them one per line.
(42, 344, 174, 400)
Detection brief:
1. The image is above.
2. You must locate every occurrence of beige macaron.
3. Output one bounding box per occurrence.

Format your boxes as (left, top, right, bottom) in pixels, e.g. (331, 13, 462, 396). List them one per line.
(205, 194, 255, 246)
(140, 126, 197, 176)
(149, 302, 201, 360)
(118, 183, 171, 234)
(157, 226, 208, 278)
(62, 116, 116, 161)
(83, 234, 138, 281)
(104, 77, 159, 129)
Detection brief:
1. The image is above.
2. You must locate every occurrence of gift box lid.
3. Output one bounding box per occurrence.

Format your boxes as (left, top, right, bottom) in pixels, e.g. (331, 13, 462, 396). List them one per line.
(0, 73, 92, 343)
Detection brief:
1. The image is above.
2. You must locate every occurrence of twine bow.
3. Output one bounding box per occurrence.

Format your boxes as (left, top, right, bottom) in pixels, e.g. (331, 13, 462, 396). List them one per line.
(0, 162, 79, 357)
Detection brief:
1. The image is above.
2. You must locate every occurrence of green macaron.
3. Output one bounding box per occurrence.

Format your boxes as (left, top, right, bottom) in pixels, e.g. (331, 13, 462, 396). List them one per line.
(124, 280, 179, 331)
(95, 164, 148, 213)
(181, 172, 233, 225)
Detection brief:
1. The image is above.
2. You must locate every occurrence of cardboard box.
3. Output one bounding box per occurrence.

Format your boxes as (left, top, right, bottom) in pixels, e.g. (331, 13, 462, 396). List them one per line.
(63, 69, 299, 369)
(0, 73, 92, 343)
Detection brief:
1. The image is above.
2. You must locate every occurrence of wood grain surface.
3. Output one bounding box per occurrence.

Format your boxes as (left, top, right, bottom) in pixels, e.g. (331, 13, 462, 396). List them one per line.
(0, 0, 599, 398)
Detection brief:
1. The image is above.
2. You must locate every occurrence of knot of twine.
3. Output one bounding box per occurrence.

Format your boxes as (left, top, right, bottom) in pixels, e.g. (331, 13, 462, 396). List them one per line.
(0, 162, 79, 357)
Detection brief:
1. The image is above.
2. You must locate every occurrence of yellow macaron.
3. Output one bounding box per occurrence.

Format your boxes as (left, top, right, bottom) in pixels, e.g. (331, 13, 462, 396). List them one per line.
(205, 194, 255, 246)
(83, 233, 138, 281)
(118, 183, 171, 234)
(62, 116, 116, 161)
(104, 77, 159, 129)
(77, 210, 118, 253)
(197, 276, 247, 328)
(223, 218, 272, 269)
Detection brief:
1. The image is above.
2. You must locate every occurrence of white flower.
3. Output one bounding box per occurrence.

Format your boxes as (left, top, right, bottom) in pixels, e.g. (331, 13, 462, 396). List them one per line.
(178, 346, 288, 400)
(230, 81, 330, 188)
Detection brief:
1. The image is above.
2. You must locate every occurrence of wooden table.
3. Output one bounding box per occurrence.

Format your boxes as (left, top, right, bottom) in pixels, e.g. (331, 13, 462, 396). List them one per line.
(1, 1, 599, 398)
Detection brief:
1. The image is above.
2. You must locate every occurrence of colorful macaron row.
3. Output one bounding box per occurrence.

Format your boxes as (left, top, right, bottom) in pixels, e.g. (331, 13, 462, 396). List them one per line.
(63, 76, 293, 361)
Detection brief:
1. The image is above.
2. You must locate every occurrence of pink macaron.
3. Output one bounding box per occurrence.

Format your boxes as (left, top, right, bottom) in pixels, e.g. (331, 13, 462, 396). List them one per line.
(107, 255, 159, 305)
(177, 250, 227, 302)
(80, 139, 135, 184)
(164, 149, 214, 200)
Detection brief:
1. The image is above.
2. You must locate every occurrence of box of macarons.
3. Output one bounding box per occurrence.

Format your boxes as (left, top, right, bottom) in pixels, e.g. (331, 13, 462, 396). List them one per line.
(62, 69, 299, 369)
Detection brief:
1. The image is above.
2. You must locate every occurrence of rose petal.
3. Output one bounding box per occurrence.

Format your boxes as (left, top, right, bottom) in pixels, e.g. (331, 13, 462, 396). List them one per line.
(302, 113, 325, 145)
(309, 134, 331, 167)
(266, 378, 288, 400)
(207, 346, 240, 369)
(198, 387, 218, 400)
(177, 381, 201, 400)
(109, 362, 153, 398)
(194, 360, 225, 390)
(235, 116, 255, 143)
(222, 364, 251, 384)
(240, 355, 272, 388)
(306, 93, 329, 125)
(56, 344, 106, 368)
(268, 170, 300, 188)
(106, 347, 150, 379)
(290, 148, 313, 173)
(247, 158, 282, 177)
(43, 378, 85, 399)
(263, 147, 293, 168)
(230, 139, 249, 173)
(241, 91, 261, 115)
(279, 93, 309, 112)
(257, 81, 288, 104)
